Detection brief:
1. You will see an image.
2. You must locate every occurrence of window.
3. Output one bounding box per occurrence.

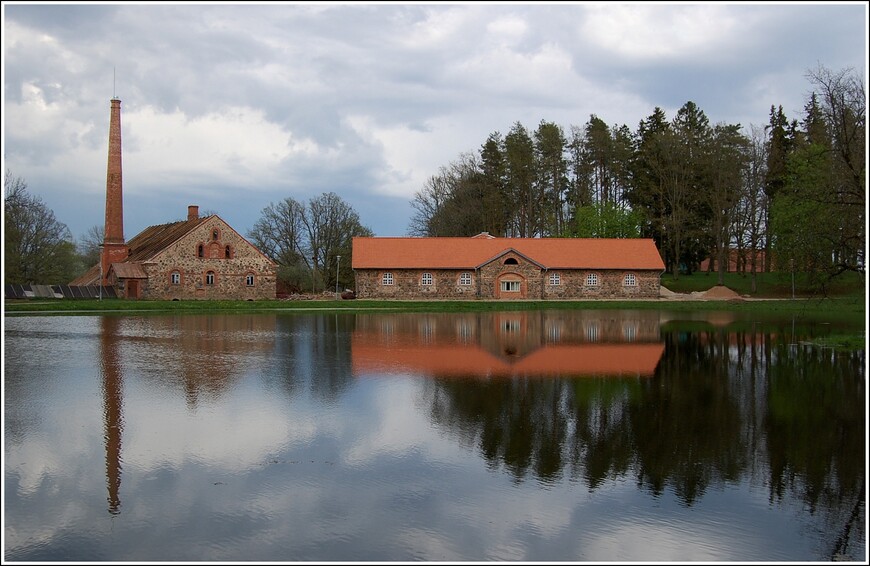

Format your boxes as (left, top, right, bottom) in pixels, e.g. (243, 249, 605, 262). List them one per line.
(382, 272, 394, 285)
(504, 257, 519, 265)
(459, 272, 472, 286)
(212, 228, 220, 241)
(421, 272, 433, 286)
(586, 273, 599, 286)
(549, 272, 561, 286)
(197, 244, 204, 258)
(170, 271, 181, 285)
(225, 245, 232, 259)
(623, 273, 637, 287)
(500, 280, 520, 292)
(206, 271, 215, 286)
(245, 274, 255, 287)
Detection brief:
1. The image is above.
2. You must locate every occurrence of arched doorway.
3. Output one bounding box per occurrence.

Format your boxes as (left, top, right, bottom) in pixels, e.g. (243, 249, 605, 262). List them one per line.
(494, 272, 526, 299)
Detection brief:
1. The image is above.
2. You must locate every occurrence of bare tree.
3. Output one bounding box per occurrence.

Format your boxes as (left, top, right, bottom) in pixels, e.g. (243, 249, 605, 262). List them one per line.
(4, 170, 79, 284)
(77, 224, 104, 269)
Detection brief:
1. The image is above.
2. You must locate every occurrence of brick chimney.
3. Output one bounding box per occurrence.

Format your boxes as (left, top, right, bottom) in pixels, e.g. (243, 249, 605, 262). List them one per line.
(101, 97, 129, 283)
(188, 205, 199, 221)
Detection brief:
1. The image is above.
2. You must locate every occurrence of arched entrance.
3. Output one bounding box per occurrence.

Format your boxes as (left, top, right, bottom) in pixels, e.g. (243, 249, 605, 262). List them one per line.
(494, 272, 526, 299)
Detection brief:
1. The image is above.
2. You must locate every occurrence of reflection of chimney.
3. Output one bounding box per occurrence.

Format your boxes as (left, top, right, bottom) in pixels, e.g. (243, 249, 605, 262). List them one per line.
(100, 317, 124, 515)
(188, 205, 199, 221)
(101, 97, 129, 283)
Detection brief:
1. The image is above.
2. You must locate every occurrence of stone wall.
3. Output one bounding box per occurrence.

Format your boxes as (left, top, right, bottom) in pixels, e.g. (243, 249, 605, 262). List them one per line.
(354, 251, 661, 300)
(121, 218, 276, 300)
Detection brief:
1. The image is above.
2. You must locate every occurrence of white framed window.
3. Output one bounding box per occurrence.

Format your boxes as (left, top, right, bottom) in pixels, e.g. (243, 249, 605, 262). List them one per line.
(459, 272, 472, 285)
(549, 272, 561, 286)
(623, 273, 637, 287)
(421, 272, 433, 286)
(205, 271, 215, 285)
(170, 271, 181, 285)
(585, 273, 599, 286)
(382, 272, 394, 285)
(245, 274, 255, 287)
(500, 280, 521, 292)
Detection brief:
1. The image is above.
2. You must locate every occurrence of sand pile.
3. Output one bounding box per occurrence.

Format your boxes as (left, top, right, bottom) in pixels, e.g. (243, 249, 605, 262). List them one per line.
(702, 285, 743, 300)
(659, 286, 680, 297)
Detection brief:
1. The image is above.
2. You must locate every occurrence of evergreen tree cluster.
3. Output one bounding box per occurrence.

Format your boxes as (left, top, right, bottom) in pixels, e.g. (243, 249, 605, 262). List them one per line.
(409, 65, 865, 283)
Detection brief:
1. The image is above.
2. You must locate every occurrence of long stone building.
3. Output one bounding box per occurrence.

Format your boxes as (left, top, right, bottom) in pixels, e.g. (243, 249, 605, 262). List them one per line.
(71, 98, 276, 299)
(352, 233, 665, 300)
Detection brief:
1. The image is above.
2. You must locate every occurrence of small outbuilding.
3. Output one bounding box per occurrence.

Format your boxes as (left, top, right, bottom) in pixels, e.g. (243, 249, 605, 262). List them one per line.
(351, 233, 665, 300)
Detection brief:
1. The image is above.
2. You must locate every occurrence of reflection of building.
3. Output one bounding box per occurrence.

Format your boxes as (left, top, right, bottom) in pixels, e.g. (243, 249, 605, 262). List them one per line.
(132, 315, 278, 407)
(71, 98, 276, 299)
(99, 317, 124, 515)
(352, 234, 665, 300)
(351, 312, 665, 378)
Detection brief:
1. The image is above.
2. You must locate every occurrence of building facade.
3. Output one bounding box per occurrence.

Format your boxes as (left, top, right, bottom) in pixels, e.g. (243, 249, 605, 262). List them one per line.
(352, 234, 665, 300)
(70, 97, 276, 299)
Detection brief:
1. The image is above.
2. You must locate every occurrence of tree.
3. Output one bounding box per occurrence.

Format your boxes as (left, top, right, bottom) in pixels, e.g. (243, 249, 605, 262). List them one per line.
(77, 224, 104, 270)
(733, 124, 770, 292)
(570, 201, 642, 238)
(804, 64, 865, 273)
(249, 193, 372, 294)
(705, 123, 749, 285)
(4, 171, 80, 284)
(503, 122, 537, 237)
(302, 192, 373, 293)
(533, 120, 568, 235)
(248, 197, 308, 291)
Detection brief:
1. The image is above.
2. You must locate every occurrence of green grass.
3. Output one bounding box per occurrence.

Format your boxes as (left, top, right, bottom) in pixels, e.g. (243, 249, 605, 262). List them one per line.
(803, 333, 868, 352)
(661, 270, 865, 299)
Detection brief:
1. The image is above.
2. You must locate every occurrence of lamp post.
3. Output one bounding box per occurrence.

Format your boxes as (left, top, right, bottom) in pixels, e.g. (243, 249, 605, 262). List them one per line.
(98, 244, 104, 301)
(335, 255, 341, 298)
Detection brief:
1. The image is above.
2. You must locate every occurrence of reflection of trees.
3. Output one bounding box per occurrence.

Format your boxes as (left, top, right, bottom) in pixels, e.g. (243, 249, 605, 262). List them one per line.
(764, 344, 866, 559)
(423, 318, 865, 551)
(428, 377, 572, 484)
(630, 329, 746, 504)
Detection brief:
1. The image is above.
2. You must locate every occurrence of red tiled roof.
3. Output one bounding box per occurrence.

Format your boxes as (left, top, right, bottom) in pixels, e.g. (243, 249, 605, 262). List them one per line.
(352, 236, 665, 270)
(351, 339, 665, 378)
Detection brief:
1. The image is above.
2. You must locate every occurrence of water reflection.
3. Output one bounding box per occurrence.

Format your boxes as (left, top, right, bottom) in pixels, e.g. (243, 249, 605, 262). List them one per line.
(3, 311, 865, 562)
(352, 310, 665, 378)
(100, 317, 124, 515)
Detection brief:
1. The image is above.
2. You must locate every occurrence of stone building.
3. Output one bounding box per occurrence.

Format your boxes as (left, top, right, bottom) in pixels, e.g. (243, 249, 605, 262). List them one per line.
(71, 97, 276, 299)
(352, 233, 665, 300)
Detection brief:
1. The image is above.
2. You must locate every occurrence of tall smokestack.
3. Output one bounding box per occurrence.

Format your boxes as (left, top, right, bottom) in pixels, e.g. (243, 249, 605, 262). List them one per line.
(101, 98, 128, 283)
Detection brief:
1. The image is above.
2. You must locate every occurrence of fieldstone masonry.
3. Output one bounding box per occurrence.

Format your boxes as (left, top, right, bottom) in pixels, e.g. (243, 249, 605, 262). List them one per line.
(355, 253, 661, 300)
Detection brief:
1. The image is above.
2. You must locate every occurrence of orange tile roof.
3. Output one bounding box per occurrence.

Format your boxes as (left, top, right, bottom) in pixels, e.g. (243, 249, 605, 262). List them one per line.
(352, 236, 665, 270)
(351, 340, 665, 378)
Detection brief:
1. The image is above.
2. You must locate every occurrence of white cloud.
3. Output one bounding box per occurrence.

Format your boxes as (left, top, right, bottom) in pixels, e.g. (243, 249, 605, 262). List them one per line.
(582, 4, 740, 61)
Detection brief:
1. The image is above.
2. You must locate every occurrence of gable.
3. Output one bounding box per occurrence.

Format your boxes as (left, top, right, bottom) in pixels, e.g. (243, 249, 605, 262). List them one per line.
(128, 215, 274, 265)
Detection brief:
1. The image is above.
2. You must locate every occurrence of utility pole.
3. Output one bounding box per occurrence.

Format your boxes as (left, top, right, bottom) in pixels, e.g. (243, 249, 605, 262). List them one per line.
(335, 255, 341, 298)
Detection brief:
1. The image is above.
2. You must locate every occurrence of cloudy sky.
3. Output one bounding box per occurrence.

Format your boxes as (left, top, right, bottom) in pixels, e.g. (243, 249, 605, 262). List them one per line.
(2, 2, 866, 242)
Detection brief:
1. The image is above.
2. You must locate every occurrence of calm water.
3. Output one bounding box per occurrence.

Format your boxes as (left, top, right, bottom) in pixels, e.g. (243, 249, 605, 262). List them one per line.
(3, 310, 866, 562)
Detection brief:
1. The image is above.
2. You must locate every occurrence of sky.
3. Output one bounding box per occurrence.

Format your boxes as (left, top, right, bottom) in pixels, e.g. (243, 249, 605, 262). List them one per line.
(2, 1, 867, 243)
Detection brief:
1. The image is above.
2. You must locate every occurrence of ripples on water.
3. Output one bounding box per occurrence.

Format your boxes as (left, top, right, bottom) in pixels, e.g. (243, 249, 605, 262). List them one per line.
(3, 311, 865, 562)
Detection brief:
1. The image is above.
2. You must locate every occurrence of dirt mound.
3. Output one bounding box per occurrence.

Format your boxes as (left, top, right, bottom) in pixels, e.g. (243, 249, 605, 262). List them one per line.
(702, 285, 742, 300)
(659, 286, 679, 297)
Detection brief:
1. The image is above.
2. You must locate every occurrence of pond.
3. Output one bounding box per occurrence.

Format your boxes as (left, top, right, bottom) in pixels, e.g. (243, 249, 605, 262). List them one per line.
(3, 310, 866, 562)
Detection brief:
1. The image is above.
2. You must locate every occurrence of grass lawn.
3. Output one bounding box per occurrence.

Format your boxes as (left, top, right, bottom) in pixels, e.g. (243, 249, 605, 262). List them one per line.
(661, 270, 865, 299)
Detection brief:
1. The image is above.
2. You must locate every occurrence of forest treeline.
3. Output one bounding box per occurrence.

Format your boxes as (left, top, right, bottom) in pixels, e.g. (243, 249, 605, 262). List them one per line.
(409, 64, 865, 287)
